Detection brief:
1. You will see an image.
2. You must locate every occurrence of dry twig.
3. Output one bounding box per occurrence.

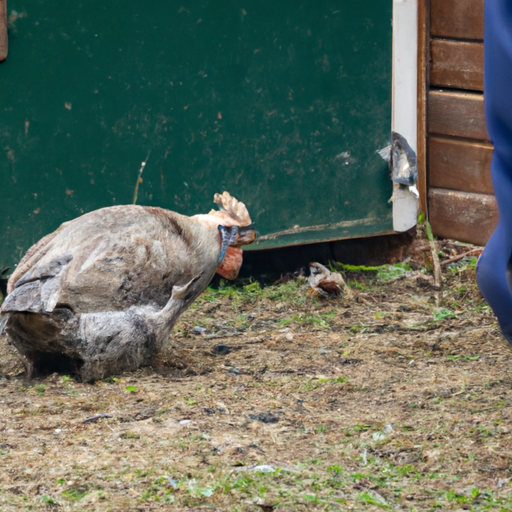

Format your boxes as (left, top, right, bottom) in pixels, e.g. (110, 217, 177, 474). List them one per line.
(441, 248, 482, 266)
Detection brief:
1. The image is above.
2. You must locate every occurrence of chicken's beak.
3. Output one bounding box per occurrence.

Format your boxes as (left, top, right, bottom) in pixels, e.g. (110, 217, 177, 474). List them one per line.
(232, 224, 256, 247)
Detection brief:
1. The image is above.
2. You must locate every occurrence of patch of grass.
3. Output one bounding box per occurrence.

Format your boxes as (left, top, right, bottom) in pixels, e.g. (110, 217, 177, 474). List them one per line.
(197, 278, 309, 313)
(446, 354, 480, 362)
(348, 323, 367, 333)
(356, 490, 392, 509)
(40, 495, 59, 506)
(331, 261, 413, 283)
(103, 376, 120, 383)
(187, 480, 216, 498)
(447, 256, 478, 274)
(300, 376, 350, 393)
(120, 432, 141, 439)
(433, 308, 458, 321)
(61, 487, 88, 501)
(376, 263, 413, 282)
(331, 263, 382, 272)
(34, 384, 47, 396)
(348, 279, 367, 290)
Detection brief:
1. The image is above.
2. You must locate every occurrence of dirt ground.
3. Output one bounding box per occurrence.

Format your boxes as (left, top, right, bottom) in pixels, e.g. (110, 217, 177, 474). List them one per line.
(1, 237, 512, 511)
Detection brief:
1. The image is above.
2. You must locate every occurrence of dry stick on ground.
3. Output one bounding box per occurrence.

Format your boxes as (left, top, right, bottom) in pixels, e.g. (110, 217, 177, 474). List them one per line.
(441, 248, 483, 266)
(425, 220, 442, 302)
(430, 239, 442, 290)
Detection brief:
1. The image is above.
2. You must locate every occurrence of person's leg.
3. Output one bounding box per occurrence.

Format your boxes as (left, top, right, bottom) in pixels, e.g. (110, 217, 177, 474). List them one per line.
(476, 0, 512, 343)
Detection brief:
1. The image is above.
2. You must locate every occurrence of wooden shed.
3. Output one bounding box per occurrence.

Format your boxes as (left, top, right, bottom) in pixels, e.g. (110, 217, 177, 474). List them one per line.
(0, 0, 496, 274)
(0, 0, 420, 271)
(418, 0, 497, 246)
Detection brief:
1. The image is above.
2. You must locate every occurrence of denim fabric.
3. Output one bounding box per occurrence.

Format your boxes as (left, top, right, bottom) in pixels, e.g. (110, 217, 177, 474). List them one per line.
(476, 0, 512, 343)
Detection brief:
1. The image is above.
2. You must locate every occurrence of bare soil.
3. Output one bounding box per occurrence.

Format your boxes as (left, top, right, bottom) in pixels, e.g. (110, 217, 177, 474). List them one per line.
(1, 238, 511, 511)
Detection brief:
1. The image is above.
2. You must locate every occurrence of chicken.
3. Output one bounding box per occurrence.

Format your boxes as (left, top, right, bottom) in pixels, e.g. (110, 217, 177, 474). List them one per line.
(0, 192, 255, 381)
(308, 262, 348, 297)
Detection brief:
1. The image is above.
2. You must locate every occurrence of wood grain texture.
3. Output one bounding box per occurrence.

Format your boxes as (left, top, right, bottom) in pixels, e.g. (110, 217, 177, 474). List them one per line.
(429, 90, 489, 141)
(430, 0, 484, 40)
(430, 40, 483, 91)
(417, 0, 429, 215)
(429, 188, 497, 246)
(429, 137, 494, 194)
(0, 0, 7, 61)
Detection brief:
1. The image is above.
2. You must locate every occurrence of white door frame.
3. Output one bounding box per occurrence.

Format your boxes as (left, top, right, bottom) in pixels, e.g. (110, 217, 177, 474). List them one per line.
(391, 0, 419, 232)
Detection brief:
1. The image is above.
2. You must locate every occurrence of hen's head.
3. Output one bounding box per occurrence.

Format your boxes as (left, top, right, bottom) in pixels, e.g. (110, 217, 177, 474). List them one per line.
(192, 192, 256, 280)
(192, 192, 255, 246)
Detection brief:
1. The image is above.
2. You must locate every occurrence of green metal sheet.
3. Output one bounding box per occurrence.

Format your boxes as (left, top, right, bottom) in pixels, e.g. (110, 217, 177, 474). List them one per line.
(1, 1, 393, 268)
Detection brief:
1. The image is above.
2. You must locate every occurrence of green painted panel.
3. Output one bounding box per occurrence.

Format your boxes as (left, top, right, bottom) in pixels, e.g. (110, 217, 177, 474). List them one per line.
(0, 0, 393, 267)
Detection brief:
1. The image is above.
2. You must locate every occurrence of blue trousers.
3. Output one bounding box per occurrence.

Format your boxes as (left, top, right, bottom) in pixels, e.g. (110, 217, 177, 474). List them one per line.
(476, 1, 512, 343)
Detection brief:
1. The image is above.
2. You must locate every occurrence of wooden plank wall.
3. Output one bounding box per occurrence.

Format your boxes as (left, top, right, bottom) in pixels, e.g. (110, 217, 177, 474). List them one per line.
(0, 0, 7, 61)
(427, 0, 497, 246)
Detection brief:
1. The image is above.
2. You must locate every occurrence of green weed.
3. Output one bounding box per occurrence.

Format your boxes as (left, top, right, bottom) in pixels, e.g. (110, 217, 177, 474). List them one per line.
(34, 384, 46, 396)
(40, 495, 59, 506)
(433, 308, 458, 321)
(331, 261, 413, 283)
(61, 488, 88, 501)
(356, 490, 392, 509)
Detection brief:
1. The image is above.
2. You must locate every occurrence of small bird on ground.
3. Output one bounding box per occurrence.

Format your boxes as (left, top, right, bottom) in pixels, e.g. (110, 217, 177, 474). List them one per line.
(0, 192, 255, 381)
(308, 262, 348, 297)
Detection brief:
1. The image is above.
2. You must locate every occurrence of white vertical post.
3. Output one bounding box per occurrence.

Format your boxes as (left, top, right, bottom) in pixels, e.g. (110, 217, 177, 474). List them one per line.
(391, 0, 419, 232)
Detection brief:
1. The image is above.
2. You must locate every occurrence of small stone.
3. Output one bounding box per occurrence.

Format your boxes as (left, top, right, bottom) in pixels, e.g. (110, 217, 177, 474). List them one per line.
(372, 432, 386, 442)
(248, 412, 279, 424)
(213, 344, 231, 355)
